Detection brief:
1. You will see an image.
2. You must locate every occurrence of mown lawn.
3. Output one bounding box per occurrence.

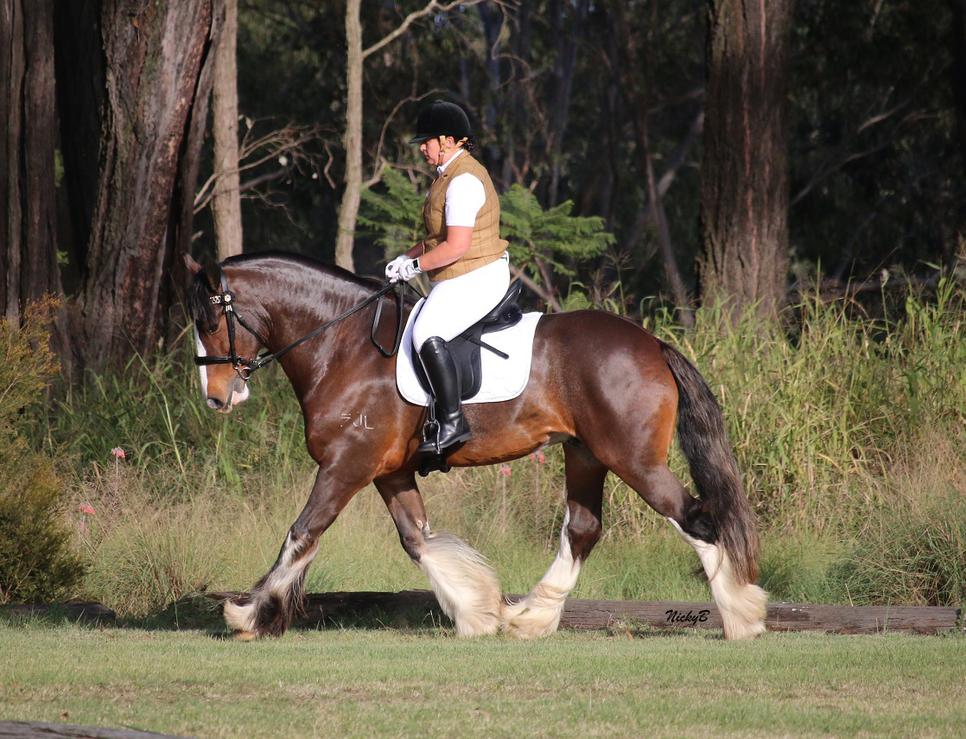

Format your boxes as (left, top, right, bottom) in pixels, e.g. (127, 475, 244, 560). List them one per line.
(1, 621, 964, 738)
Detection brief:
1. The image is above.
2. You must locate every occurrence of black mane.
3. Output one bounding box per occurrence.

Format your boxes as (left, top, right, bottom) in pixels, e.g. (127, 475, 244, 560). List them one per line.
(187, 251, 410, 330)
(187, 261, 223, 331)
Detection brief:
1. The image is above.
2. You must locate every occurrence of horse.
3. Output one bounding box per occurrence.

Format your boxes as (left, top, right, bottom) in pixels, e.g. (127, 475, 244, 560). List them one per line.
(186, 252, 767, 641)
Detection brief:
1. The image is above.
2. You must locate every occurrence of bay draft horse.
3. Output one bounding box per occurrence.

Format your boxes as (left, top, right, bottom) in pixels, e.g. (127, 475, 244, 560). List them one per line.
(186, 253, 767, 640)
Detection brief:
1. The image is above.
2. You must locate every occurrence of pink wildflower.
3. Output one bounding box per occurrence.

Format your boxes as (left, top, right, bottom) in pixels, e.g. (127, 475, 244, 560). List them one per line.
(535, 450, 546, 464)
(498, 464, 512, 477)
(111, 447, 126, 460)
(78, 503, 96, 516)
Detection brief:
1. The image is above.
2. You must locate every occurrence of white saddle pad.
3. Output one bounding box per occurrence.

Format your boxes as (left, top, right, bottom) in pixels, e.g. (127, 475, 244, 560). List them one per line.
(396, 298, 542, 406)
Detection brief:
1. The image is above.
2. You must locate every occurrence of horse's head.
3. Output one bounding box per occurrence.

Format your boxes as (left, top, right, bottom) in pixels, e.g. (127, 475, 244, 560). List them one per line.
(185, 255, 258, 413)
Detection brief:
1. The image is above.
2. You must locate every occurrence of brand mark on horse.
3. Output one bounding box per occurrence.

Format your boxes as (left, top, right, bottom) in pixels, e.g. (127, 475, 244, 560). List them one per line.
(340, 411, 375, 430)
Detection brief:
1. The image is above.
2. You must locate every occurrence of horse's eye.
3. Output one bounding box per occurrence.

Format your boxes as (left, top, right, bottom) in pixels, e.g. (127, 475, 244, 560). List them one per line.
(195, 320, 218, 337)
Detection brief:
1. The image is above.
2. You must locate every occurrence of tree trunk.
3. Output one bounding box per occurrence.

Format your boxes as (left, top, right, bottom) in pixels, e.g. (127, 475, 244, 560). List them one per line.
(162, 0, 221, 347)
(211, 0, 242, 260)
(0, 0, 62, 325)
(70, 0, 214, 371)
(503, 1, 530, 186)
(478, 2, 504, 182)
(643, 124, 694, 327)
(334, 0, 363, 273)
(699, 0, 794, 321)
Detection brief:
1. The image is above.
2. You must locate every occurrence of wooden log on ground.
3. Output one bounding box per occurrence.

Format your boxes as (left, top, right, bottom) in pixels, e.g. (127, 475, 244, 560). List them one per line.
(0, 601, 116, 624)
(0, 721, 177, 738)
(293, 590, 962, 635)
(560, 598, 963, 636)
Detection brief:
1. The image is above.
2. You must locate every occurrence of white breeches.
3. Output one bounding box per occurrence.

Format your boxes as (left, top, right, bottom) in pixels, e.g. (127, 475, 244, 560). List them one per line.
(412, 253, 510, 351)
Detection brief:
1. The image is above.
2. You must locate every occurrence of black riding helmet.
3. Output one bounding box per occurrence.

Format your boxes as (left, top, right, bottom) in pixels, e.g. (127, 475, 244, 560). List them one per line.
(409, 100, 472, 144)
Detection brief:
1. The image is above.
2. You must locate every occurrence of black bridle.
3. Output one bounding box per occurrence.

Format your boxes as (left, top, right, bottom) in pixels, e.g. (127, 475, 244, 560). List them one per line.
(194, 276, 409, 381)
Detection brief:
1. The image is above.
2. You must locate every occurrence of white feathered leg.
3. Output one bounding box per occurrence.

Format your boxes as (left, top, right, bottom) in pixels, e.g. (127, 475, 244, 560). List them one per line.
(502, 509, 581, 639)
(417, 530, 503, 637)
(224, 530, 319, 639)
(667, 518, 767, 640)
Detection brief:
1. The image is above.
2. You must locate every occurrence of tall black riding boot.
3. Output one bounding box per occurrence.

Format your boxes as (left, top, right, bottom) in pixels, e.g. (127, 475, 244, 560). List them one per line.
(417, 336, 471, 455)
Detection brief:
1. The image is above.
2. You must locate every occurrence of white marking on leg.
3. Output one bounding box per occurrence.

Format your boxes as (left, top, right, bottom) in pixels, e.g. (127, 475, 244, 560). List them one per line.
(223, 598, 258, 634)
(223, 531, 319, 637)
(264, 531, 319, 600)
(502, 508, 581, 639)
(667, 517, 767, 640)
(194, 327, 209, 399)
(416, 531, 502, 637)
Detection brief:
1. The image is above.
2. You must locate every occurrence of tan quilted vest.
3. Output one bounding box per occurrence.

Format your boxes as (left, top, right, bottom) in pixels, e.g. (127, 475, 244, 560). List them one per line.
(421, 151, 508, 281)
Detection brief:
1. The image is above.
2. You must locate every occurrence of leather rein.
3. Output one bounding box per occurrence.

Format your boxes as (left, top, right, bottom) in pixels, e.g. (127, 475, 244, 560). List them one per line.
(194, 276, 409, 381)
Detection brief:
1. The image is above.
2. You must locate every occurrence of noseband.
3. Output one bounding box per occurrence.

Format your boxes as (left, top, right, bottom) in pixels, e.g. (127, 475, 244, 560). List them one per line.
(194, 275, 407, 381)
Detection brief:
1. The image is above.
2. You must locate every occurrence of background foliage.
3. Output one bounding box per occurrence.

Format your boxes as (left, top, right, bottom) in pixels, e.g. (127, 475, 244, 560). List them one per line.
(4, 282, 961, 614)
(3, 0, 964, 617)
(0, 300, 83, 604)
(230, 0, 964, 301)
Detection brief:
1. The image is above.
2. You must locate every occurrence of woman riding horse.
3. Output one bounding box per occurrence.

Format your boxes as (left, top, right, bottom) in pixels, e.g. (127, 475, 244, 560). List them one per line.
(187, 107, 767, 644)
(385, 100, 510, 458)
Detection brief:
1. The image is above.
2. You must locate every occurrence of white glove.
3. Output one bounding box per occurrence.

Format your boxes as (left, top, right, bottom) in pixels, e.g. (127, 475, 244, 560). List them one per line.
(397, 257, 423, 282)
(385, 255, 407, 282)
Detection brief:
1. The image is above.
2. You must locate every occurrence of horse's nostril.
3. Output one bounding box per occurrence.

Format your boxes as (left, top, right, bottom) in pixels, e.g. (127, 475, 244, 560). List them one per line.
(207, 396, 224, 410)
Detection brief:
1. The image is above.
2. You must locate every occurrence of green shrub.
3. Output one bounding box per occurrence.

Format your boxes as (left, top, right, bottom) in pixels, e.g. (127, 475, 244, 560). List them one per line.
(0, 438, 85, 603)
(49, 341, 308, 495)
(0, 299, 83, 603)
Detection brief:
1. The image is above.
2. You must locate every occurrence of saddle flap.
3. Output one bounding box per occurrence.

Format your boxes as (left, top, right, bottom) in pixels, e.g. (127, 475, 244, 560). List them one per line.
(398, 301, 542, 407)
(413, 280, 524, 401)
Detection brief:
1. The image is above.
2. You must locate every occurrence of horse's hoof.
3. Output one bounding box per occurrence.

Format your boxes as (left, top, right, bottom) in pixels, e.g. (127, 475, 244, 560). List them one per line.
(232, 630, 258, 642)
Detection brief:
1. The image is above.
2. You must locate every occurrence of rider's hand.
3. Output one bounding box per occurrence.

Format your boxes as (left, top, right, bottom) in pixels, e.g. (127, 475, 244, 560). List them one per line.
(397, 257, 422, 282)
(385, 255, 407, 283)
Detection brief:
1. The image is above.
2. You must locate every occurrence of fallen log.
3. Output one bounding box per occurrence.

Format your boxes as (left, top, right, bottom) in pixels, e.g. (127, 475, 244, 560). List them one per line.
(0, 721, 176, 738)
(0, 601, 116, 624)
(292, 590, 962, 635)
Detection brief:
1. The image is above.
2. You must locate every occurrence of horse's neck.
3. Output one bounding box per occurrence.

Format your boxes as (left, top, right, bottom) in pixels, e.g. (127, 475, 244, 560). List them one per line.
(248, 266, 379, 391)
(254, 267, 371, 340)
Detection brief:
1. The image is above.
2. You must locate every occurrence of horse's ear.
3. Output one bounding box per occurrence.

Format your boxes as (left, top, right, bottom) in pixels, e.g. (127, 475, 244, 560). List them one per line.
(201, 260, 223, 292)
(184, 254, 203, 276)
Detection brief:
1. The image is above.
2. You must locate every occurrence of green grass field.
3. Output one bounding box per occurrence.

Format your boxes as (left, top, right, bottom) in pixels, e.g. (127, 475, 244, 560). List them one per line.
(2, 621, 964, 738)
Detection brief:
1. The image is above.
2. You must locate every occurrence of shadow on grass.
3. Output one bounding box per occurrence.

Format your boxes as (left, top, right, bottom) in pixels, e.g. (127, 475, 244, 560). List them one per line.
(0, 593, 727, 641)
(0, 593, 453, 638)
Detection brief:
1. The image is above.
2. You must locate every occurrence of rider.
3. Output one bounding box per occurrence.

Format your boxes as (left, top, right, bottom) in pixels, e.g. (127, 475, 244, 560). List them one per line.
(386, 100, 510, 457)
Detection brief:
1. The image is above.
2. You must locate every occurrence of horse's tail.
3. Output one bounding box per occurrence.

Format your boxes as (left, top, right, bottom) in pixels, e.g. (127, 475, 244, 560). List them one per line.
(659, 341, 760, 585)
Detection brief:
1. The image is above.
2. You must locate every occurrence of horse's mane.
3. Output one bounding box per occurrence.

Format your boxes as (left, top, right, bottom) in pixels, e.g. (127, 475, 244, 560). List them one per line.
(187, 251, 415, 330)
(187, 261, 223, 331)
(222, 251, 378, 288)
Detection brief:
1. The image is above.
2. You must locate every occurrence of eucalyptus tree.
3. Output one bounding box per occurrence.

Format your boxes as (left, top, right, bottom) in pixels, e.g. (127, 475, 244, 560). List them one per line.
(699, 0, 795, 321)
(1, 0, 62, 334)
